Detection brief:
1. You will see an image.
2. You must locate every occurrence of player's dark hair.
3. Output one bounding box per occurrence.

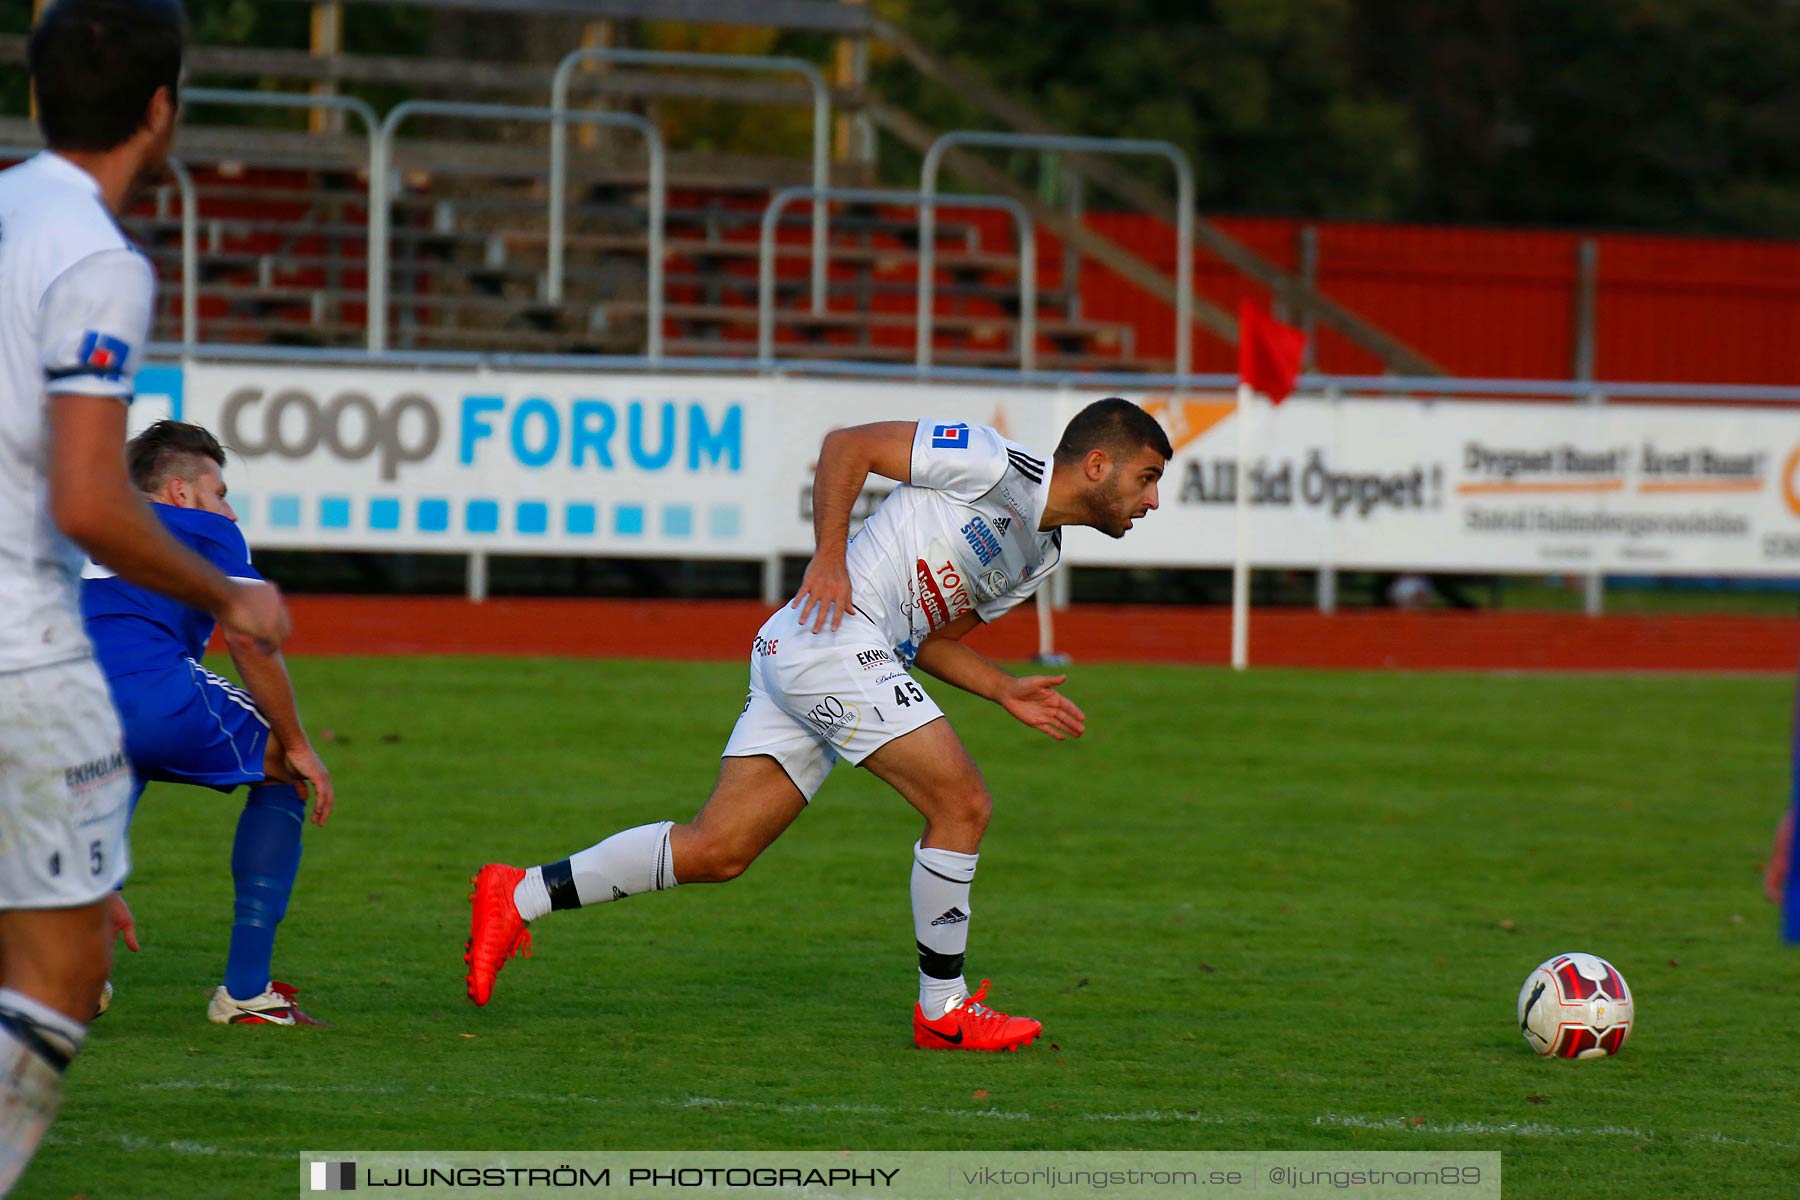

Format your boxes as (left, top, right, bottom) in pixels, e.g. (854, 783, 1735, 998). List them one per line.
(1054, 397, 1173, 467)
(28, 0, 187, 152)
(129, 420, 225, 493)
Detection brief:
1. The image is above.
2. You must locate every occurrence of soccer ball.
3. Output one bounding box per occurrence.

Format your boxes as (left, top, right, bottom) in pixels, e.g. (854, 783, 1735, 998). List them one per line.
(1517, 953, 1633, 1058)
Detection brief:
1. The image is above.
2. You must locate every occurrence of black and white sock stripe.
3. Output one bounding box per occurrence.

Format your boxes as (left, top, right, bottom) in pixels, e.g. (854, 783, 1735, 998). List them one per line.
(0, 1005, 73, 1074)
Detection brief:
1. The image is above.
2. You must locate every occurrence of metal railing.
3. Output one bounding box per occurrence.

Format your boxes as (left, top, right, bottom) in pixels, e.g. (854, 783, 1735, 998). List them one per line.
(756, 187, 1036, 370)
(124, 79, 1203, 375)
(548, 47, 829, 312)
(165, 160, 197, 348)
(919, 131, 1195, 377)
(371, 99, 666, 356)
(180, 88, 380, 349)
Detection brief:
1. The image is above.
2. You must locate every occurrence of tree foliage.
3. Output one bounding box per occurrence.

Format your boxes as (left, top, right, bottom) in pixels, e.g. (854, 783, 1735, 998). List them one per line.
(11, 1, 1800, 235)
(879, 0, 1800, 235)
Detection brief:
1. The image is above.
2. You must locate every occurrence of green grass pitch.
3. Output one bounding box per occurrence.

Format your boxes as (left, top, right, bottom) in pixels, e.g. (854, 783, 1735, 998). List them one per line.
(27, 656, 1800, 1198)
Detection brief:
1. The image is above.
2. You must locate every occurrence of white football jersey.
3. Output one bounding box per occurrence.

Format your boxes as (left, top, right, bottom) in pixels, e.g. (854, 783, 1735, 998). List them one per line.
(847, 420, 1062, 664)
(0, 153, 156, 672)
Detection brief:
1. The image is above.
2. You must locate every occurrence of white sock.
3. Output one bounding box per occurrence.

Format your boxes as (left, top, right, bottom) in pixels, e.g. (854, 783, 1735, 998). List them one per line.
(515, 821, 678, 922)
(912, 841, 978, 1019)
(0, 990, 85, 1194)
(513, 870, 552, 923)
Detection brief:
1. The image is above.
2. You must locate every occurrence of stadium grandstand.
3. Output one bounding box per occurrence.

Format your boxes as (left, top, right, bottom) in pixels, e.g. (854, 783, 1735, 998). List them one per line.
(4, 0, 1799, 381)
(4, 0, 1799, 619)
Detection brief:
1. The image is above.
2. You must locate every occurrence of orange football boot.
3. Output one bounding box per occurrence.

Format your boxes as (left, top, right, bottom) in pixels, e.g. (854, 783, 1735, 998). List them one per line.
(912, 979, 1042, 1052)
(465, 863, 532, 1005)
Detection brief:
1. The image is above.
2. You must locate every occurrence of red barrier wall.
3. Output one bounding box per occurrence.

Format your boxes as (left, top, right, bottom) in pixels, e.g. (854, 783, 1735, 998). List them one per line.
(956, 207, 1800, 383)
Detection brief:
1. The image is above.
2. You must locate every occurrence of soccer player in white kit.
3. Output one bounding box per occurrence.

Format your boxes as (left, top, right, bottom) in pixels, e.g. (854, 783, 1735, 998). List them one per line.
(0, 2, 288, 1190)
(468, 399, 1171, 1051)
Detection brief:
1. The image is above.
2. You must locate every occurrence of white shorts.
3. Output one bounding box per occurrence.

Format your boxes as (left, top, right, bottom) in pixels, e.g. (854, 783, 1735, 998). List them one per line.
(0, 656, 133, 909)
(722, 605, 944, 800)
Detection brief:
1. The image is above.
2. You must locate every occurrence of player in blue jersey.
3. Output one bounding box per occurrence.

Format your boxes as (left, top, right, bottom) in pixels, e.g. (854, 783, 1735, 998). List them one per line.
(82, 420, 333, 1026)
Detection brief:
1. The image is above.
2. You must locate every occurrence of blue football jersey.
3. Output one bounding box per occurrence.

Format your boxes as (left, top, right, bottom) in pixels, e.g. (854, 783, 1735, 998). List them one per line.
(81, 504, 263, 677)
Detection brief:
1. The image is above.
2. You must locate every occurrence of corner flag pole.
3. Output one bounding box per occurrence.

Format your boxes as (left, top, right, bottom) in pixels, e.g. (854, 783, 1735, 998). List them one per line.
(1230, 381, 1254, 670)
(1232, 301, 1305, 672)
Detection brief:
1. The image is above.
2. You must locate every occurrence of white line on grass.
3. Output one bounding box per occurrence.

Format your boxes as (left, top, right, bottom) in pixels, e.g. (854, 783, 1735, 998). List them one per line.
(120, 1080, 1797, 1151)
(134, 1078, 406, 1096)
(1314, 1113, 1799, 1150)
(681, 1095, 1035, 1123)
(43, 1132, 268, 1158)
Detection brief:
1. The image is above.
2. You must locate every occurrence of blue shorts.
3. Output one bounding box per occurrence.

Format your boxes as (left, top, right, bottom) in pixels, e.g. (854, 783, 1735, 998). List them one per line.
(107, 658, 271, 793)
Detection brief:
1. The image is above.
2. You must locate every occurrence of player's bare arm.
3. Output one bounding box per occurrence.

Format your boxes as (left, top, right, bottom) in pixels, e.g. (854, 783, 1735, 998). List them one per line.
(913, 613, 1086, 741)
(50, 395, 290, 651)
(223, 639, 335, 826)
(792, 420, 917, 633)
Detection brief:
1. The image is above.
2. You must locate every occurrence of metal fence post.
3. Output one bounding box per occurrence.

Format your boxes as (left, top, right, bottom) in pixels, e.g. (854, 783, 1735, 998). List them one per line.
(757, 186, 1034, 372)
(550, 48, 829, 314)
(179, 89, 380, 348)
(918, 131, 1194, 378)
(377, 99, 664, 358)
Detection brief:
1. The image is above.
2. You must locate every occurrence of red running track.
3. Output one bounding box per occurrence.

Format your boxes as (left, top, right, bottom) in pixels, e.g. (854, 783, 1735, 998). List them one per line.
(280, 596, 1800, 673)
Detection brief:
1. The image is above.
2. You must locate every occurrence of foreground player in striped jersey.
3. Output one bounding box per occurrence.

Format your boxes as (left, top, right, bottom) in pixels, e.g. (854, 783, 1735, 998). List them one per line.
(468, 399, 1170, 1051)
(82, 421, 334, 1026)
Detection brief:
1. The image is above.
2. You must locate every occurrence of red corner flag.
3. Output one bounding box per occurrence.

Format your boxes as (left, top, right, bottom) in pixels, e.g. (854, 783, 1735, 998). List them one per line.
(1237, 300, 1307, 404)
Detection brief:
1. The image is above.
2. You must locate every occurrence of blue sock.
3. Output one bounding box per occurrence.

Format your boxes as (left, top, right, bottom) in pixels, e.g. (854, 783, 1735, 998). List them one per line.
(224, 784, 305, 1001)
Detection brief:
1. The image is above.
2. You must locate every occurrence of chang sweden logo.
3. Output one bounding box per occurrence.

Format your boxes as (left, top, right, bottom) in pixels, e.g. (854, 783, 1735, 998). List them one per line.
(960, 517, 1003, 566)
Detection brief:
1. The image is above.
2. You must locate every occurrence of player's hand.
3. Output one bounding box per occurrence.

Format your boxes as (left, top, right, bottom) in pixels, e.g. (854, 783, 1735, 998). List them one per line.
(106, 891, 140, 953)
(792, 555, 855, 633)
(998, 673, 1086, 741)
(217, 579, 291, 654)
(1765, 809, 1793, 905)
(286, 743, 335, 827)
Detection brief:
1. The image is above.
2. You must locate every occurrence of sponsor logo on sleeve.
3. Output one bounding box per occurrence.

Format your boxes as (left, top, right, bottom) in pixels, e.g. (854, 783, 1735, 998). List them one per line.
(930, 423, 971, 449)
(979, 568, 1010, 598)
(77, 332, 131, 381)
